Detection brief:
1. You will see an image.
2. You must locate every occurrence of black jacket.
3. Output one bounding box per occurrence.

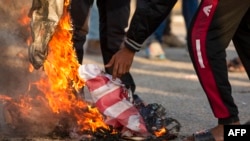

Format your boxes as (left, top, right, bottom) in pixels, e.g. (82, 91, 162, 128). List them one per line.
(125, 0, 177, 52)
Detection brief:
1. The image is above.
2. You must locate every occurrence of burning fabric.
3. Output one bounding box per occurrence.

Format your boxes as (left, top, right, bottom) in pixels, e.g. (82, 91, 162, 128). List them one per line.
(78, 64, 181, 140)
(28, 0, 64, 69)
(78, 64, 149, 137)
(24, 0, 181, 140)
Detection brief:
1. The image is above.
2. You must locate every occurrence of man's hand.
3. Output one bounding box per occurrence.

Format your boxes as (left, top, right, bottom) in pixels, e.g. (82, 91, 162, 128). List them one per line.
(105, 42, 136, 80)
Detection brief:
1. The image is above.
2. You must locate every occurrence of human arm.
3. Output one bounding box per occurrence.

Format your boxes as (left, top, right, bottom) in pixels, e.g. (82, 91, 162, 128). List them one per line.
(125, 0, 177, 51)
(106, 0, 177, 80)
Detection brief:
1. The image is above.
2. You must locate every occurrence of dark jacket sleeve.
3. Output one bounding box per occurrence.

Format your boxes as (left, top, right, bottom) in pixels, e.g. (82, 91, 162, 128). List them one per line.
(125, 0, 177, 52)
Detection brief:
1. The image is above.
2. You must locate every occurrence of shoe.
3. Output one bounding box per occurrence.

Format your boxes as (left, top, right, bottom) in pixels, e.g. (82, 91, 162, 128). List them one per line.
(162, 33, 186, 48)
(85, 39, 101, 55)
(227, 57, 245, 72)
(145, 41, 166, 60)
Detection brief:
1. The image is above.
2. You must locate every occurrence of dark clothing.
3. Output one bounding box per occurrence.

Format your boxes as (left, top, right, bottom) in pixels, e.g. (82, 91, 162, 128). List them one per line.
(70, 0, 136, 92)
(123, 0, 250, 125)
(70, 0, 93, 64)
(188, 0, 250, 124)
(124, 0, 177, 52)
(96, 0, 136, 92)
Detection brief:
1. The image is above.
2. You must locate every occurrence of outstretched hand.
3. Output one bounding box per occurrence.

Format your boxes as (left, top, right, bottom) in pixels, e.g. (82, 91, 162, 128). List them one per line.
(105, 42, 136, 80)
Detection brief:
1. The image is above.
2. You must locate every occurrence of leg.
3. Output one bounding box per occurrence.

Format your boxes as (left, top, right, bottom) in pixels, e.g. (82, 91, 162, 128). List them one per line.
(163, 15, 172, 36)
(97, 0, 136, 93)
(187, 0, 250, 140)
(70, 0, 93, 98)
(162, 14, 186, 47)
(182, 0, 199, 31)
(144, 18, 167, 60)
(232, 8, 250, 77)
(70, 0, 92, 64)
(154, 19, 167, 43)
(86, 0, 101, 55)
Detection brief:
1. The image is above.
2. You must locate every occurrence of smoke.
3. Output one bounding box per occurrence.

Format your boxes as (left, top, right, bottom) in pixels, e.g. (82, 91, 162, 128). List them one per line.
(0, 0, 62, 137)
(0, 0, 33, 95)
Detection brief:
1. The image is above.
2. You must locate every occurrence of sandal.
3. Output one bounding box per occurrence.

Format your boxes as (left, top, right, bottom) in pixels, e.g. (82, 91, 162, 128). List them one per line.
(227, 57, 245, 72)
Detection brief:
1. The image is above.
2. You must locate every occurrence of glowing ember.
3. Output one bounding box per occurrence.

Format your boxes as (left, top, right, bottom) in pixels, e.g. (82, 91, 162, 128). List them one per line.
(154, 128, 167, 137)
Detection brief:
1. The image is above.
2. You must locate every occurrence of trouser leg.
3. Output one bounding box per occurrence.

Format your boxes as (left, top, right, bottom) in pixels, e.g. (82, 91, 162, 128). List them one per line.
(232, 8, 250, 78)
(188, 0, 250, 124)
(97, 0, 136, 93)
(70, 0, 92, 64)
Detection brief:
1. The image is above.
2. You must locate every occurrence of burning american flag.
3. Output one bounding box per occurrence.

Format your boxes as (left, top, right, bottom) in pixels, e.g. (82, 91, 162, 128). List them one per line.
(0, 0, 181, 140)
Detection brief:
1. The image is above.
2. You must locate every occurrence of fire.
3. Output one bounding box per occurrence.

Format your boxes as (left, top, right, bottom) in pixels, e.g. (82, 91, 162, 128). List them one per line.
(0, 0, 117, 138)
(0, 1, 183, 139)
(154, 128, 167, 137)
(38, 0, 110, 132)
(0, 95, 12, 102)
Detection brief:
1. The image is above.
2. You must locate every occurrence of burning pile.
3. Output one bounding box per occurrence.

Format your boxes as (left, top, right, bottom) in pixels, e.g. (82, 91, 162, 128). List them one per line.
(78, 64, 181, 140)
(0, 0, 181, 140)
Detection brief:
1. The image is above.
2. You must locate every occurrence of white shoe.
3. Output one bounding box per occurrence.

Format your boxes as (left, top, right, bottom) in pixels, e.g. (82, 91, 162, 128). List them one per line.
(145, 41, 166, 60)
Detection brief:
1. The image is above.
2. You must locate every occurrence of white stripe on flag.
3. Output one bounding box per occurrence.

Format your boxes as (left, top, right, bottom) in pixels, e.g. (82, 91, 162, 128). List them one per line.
(91, 81, 120, 102)
(103, 99, 133, 118)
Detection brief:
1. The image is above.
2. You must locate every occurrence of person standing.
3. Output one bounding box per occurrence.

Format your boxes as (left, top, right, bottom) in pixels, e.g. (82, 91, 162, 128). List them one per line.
(107, 0, 250, 140)
(185, 0, 250, 140)
(96, 0, 136, 93)
(70, 0, 136, 93)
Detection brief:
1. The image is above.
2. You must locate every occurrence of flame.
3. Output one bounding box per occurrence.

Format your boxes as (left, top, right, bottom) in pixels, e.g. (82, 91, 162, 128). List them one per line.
(29, 64, 34, 72)
(0, 95, 12, 101)
(0, 94, 32, 115)
(154, 128, 167, 137)
(0, 0, 111, 135)
(38, 0, 110, 132)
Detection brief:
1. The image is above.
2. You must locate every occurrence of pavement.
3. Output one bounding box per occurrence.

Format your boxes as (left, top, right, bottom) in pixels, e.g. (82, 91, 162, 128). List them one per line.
(83, 15, 250, 140)
(0, 2, 249, 139)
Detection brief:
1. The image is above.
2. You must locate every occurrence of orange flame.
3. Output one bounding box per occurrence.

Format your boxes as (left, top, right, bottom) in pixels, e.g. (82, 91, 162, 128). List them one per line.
(0, 0, 112, 135)
(0, 95, 12, 102)
(154, 128, 167, 137)
(38, 0, 110, 132)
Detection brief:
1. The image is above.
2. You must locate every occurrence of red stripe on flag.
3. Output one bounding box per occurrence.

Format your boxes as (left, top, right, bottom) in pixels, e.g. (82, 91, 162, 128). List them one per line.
(95, 87, 126, 113)
(86, 76, 109, 92)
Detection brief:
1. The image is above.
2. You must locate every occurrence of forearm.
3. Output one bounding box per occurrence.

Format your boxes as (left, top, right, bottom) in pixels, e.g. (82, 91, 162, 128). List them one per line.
(125, 0, 177, 52)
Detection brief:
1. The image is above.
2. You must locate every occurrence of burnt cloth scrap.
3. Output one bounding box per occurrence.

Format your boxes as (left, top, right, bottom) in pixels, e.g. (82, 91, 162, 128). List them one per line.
(28, 0, 63, 69)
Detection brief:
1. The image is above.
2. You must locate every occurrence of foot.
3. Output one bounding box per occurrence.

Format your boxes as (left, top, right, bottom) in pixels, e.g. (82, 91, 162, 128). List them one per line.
(145, 41, 166, 60)
(227, 57, 245, 72)
(184, 121, 240, 141)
